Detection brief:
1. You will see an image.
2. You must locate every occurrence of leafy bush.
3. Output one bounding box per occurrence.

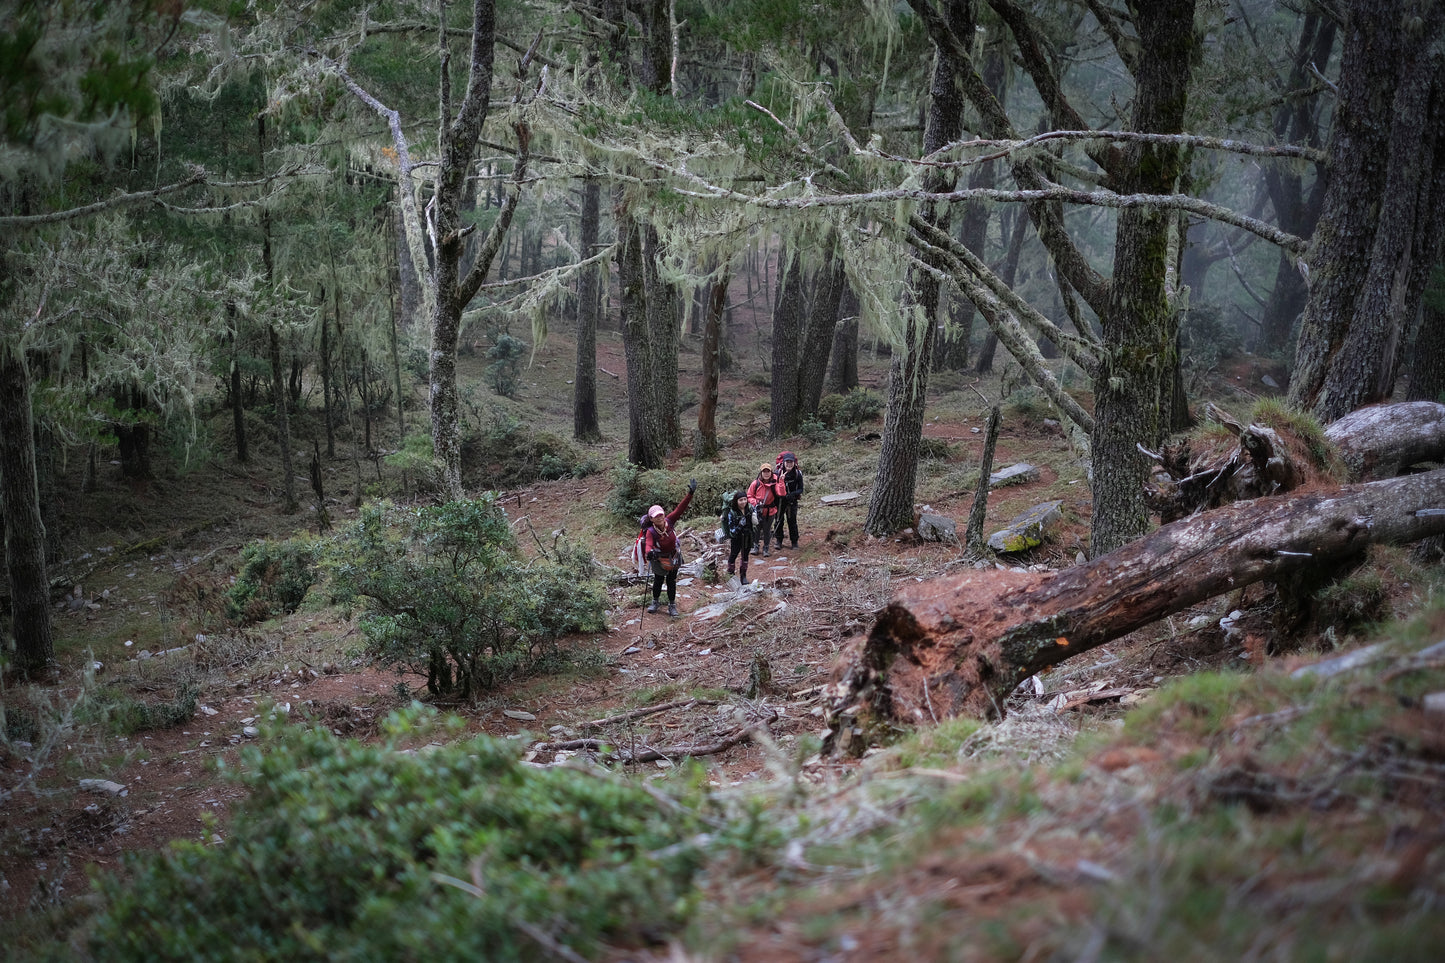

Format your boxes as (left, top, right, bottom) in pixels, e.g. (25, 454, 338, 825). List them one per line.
(465, 412, 599, 488)
(225, 538, 320, 624)
(828, 387, 884, 429)
(799, 414, 830, 444)
(327, 498, 607, 699)
(88, 707, 708, 961)
(485, 332, 527, 397)
(81, 684, 199, 735)
(605, 463, 738, 526)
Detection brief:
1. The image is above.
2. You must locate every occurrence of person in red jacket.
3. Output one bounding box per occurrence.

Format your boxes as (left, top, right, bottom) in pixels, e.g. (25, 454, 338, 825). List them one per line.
(643, 478, 695, 616)
(747, 463, 784, 557)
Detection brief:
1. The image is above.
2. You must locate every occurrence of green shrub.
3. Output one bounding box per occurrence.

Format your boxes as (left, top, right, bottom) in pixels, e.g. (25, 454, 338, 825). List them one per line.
(88, 707, 708, 961)
(833, 387, 884, 429)
(225, 537, 320, 624)
(605, 463, 737, 526)
(326, 498, 608, 699)
(485, 332, 527, 397)
(465, 412, 599, 487)
(799, 414, 830, 444)
(81, 685, 199, 735)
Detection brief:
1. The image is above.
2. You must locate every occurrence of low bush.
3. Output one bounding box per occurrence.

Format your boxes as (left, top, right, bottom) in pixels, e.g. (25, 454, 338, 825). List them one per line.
(225, 538, 320, 625)
(88, 707, 709, 961)
(326, 498, 608, 699)
(821, 387, 884, 429)
(464, 412, 600, 488)
(81, 684, 199, 735)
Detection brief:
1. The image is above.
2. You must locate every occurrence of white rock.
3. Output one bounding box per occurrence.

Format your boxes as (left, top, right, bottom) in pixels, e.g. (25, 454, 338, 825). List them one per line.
(79, 779, 126, 796)
(242, 726, 260, 738)
(503, 709, 537, 722)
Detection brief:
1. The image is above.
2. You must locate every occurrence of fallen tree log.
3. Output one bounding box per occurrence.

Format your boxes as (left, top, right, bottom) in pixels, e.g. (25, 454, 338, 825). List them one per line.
(1324, 401, 1445, 480)
(825, 468, 1445, 739)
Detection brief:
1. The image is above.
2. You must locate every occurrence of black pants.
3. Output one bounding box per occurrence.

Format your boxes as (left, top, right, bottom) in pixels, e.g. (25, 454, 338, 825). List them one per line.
(774, 498, 799, 546)
(651, 559, 679, 602)
(755, 514, 777, 552)
(728, 532, 752, 574)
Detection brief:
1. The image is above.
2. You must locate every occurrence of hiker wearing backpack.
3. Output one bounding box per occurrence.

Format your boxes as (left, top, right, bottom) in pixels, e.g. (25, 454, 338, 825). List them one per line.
(774, 450, 804, 549)
(747, 463, 785, 557)
(720, 490, 755, 585)
(642, 478, 696, 617)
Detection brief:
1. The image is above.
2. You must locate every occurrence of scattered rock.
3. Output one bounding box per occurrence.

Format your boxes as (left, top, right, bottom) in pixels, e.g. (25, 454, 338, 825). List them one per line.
(503, 709, 537, 722)
(820, 491, 860, 505)
(242, 726, 260, 738)
(1423, 691, 1445, 714)
(988, 463, 1040, 488)
(987, 501, 1064, 553)
(79, 779, 127, 796)
(916, 513, 958, 543)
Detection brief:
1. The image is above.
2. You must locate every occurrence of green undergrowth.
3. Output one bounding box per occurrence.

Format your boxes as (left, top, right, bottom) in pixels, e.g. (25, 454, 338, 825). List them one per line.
(81, 706, 735, 962)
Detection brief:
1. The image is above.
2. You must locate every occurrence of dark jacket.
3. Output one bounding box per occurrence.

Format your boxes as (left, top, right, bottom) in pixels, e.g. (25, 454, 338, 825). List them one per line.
(721, 503, 753, 539)
(778, 465, 804, 501)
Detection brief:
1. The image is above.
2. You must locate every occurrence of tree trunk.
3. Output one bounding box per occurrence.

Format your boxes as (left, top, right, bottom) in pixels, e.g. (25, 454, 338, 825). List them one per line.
(573, 176, 603, 442)
(227, 300, 248, 463)
(827, 467, 1445, 733)
(0, 341, 54, 678)
(825, 284, 860, 395)
(1407, 295, 1445, 403)
(1289, 0, 1442, 420)
(864, 0, 968, 536)
(769, 248, 805, 438)
(644, 225, 682, 450)
(697, 268, 728, 458)
(618, 204, 664, 467)
(321, 299, 335, 459)
(1090, 0, 1197, 557)
(1315, 9, 1444, 416)
(799, 254, 844, 416)
(973, 207, 1028, 375)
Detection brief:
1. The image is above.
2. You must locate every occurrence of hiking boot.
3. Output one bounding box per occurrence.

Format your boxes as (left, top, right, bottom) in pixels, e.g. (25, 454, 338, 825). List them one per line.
(646, 600, 659, 613)
(727, 564, 735, 575)
(790, 540, 798, 549)
(760, 547, 769, 557)
(739, 576, 749, 586)
(667, 603, 678, 617)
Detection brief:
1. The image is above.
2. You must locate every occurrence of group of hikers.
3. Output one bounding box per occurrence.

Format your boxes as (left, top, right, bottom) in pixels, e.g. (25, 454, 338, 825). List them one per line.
(637, 451, 805, 616)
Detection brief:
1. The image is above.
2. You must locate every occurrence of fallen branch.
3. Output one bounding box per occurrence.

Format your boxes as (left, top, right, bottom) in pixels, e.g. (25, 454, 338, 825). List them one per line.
(582, 698, 718, 728)
(825, 468, 1445, 734)
(534, 711, 777, 765)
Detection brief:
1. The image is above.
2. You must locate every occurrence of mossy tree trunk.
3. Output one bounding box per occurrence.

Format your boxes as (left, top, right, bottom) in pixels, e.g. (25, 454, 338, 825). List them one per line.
(1089, 0, 1197, 556)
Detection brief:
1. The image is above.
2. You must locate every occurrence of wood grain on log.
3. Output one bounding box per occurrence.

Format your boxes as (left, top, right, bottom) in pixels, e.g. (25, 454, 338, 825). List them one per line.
(1325, 401, 1445, 480)
(827, 468, 1445, 732)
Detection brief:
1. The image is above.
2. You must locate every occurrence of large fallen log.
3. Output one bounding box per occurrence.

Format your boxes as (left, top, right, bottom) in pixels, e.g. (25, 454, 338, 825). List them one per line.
(1324, 401, 1445, 480)
(825, 468, 1445, 739)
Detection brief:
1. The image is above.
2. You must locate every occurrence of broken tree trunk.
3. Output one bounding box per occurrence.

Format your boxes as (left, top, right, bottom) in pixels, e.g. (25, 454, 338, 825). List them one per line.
(826, 467, 1445, 738)
(1324, 401, 1445, 480)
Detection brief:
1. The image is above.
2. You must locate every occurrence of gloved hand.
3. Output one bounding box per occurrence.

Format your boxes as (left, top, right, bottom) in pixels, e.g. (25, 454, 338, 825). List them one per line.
(688, 478, 697, 493)
(751, 510, 759, 527)
(647, 549, 659, 561)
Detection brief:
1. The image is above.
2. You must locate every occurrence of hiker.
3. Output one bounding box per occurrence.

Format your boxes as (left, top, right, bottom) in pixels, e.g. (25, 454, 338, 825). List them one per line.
(643, 478, 696, 616)
(747, 462, 784, 556)
(720, 490, 755, 584)
(773, 450, 804, 549)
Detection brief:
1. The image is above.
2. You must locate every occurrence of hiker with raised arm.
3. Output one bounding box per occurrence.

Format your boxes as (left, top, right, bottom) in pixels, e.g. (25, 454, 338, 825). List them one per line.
(643, 478, 695, 617)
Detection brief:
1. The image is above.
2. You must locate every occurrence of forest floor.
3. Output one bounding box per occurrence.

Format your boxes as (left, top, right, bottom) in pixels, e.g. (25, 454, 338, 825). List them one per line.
(3, 325, 1443, 960)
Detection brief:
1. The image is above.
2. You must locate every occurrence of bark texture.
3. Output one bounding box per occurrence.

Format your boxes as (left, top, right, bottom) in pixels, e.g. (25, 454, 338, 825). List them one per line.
(827, 467, 1445, 732)
(1090, 0, 1197, 556)
(1324, 401, 1445, 480)
(573, 177, 603, 442)
(0, 342, 54, 677)
(864, 0, 967, 536)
